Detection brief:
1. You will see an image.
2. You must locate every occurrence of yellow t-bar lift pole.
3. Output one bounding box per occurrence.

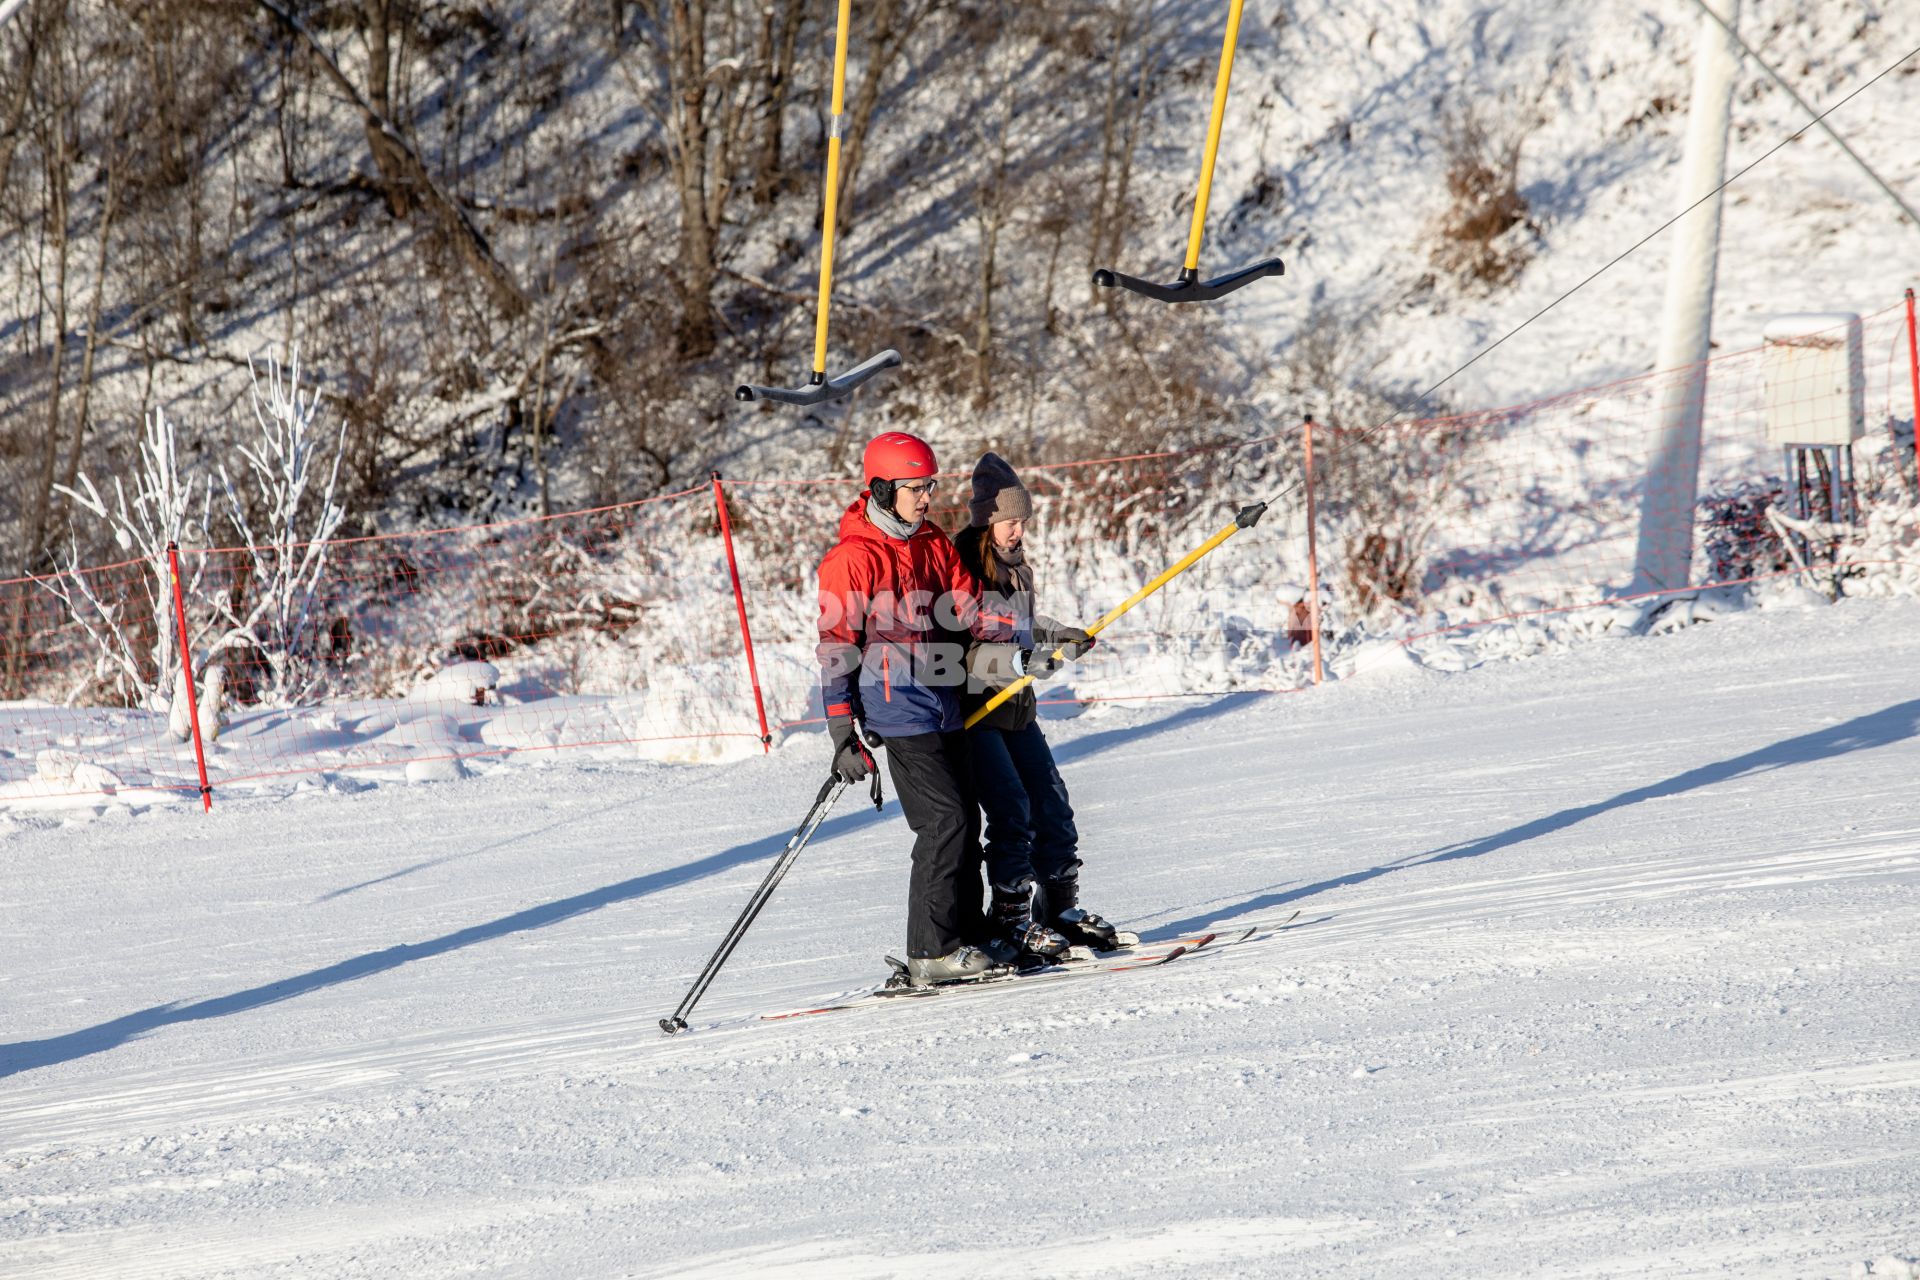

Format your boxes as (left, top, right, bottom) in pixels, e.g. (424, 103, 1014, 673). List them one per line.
(812, 0, 853, 380)
(964, 500, 1270, 729)
(735, 0, 900, 406)
(1183, 0, 1245, 276)
(1091, 0, 1281, 305)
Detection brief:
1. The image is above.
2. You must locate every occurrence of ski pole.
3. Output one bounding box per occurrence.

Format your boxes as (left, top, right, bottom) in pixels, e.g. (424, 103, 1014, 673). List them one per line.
(964, 501, 1270, 729)
(660, 775, 850, 1035)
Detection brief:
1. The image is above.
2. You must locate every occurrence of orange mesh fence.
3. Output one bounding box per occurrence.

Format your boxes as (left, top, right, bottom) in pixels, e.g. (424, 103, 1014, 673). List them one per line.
(4, 297, 1917, 806)
(0, 484, 771, 805)
(1364, 303, 1919, 657)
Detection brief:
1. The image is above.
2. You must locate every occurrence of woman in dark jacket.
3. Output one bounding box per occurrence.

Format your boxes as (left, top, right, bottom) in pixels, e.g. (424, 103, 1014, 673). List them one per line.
(955, 452, 1116, 960)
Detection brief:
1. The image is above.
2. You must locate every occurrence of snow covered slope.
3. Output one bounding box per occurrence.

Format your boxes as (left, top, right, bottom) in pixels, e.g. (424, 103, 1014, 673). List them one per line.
(3, 594, 1918, 1277)
(1211, 0, 1920, 407)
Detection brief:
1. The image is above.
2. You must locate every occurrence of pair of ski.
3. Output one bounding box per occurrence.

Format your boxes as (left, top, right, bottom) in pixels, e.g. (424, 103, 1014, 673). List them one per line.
(758, 915, 1291, 1024)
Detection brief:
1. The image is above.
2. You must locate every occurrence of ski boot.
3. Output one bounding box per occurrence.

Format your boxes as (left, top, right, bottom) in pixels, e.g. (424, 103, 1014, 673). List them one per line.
(900, 945, 1014, 989)
(989, 878, 1070, 970)
(972, 934, 1026, 969)
(1038, 876, 1132, 951)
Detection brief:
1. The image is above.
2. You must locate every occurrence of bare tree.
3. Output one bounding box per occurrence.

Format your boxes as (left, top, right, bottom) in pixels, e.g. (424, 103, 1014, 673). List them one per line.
(626, 0, 770, 356)
(0, 0, 50, 193)
(831, 0, 924, 241)
(22, 1, 73, 571)
(253, 0, 530, 317)
(751, 0, 809, 205)
(969, 42, 1018, 410)
(360, 0, 414, 218)
(1087, 0, 1166, 303)
(56, 67, 131, 522)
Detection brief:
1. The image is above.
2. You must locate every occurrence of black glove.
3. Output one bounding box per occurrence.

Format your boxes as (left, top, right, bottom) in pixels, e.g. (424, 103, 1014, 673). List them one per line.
(829, 714, 875, 783)
(1030, 622, 1096, 677)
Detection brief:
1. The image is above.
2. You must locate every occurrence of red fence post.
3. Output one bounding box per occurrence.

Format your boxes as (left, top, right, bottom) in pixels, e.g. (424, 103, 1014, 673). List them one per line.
(1302, 415, 1325, 686)
(1906, 287, 1920, 491)
(712, 472, 773, 752)
(166, 542, 213, 811)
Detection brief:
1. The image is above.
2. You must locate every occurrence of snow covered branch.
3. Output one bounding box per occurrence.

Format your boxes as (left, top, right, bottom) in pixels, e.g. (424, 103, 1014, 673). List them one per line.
(212, 348, 350, 706)
(47, 407, 213, 710)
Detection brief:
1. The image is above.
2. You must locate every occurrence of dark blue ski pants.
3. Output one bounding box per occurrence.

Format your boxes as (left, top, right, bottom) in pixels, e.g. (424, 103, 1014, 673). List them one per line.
(967, 721, 1081, 890)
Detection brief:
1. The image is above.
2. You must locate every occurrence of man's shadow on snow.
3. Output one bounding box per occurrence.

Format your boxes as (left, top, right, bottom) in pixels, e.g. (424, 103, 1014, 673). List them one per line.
(0, 790, 895, 1079)
(1, 694, 1265, 1079)
(1148, 696, 1920, 941)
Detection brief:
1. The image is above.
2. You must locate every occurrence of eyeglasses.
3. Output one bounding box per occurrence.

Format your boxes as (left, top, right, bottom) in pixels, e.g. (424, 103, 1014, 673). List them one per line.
(895, 479, 939, 496)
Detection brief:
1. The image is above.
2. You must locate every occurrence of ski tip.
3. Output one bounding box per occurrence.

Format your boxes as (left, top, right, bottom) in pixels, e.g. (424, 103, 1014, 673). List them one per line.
(1107, 943, 1188, 972)
(760, 1006, 851, 1021)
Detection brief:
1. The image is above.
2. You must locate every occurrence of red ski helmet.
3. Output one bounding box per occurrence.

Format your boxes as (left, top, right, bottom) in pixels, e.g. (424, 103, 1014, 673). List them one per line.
(862, 432, 939, 515)
(862, 432, 938, 484)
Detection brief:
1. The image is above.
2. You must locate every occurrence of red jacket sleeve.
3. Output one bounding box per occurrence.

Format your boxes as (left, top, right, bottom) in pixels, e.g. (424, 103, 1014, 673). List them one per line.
(816, 543, 869, 720)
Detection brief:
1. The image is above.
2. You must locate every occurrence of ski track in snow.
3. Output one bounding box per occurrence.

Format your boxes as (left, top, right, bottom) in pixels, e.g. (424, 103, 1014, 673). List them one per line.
(3, 599, 1919, 1278)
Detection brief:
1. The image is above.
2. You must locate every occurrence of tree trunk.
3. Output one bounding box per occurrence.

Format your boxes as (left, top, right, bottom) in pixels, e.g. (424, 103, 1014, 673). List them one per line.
(973, 204, 998, 410)
(833, 0, 913, 243)
(0, 0, 49, 195)
(254, 0, 528, 317)
(1040, 214, 1065, 334)
(971, 32, 1014, 412)
(361, 0, 413, 217)
(657, 0, 764, 357)
(25, 49, 70, 570)
(1087, 3, 1132, 297)
(665, 1, 716, 353)
(1089, 0, 1157, 303)
(751, 0, 806, 205)
(61, 144, 119, 504)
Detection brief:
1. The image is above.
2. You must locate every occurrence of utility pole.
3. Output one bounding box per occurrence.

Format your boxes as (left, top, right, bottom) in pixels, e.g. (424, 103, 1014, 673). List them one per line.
(1632, 0, 1741, 593)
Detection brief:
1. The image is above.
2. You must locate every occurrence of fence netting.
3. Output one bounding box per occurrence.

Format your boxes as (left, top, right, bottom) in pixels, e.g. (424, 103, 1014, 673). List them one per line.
(3, 301, 1916, 805)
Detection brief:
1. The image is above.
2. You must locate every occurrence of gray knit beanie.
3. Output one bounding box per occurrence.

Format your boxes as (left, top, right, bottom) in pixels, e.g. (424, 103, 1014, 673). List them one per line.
(967, 451, 1034, 527)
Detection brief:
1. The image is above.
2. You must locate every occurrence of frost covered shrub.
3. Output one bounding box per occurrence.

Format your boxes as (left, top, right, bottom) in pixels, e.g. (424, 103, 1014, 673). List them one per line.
(1431, 106, 1535, 289)
(209, 351, 350, 707)
(1277, 304, 1476, 620)
(1055, 318, 1250, 487)
(48, 407, 212, 710)
(1324, 424, 1481, 618)
(1700, 478, 1790, 583)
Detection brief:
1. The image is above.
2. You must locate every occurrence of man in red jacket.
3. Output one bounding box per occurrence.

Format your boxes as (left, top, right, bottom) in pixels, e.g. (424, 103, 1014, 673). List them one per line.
(818, 431, 1022, 986)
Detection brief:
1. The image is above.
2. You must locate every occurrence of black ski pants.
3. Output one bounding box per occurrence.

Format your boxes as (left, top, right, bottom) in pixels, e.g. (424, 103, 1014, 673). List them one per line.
(883, 729, 986, 958)
(968, 721, 1080, 891)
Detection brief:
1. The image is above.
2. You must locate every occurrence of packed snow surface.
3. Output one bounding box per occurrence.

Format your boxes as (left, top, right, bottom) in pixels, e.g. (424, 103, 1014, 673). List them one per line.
(3, 597, 1918, 1278)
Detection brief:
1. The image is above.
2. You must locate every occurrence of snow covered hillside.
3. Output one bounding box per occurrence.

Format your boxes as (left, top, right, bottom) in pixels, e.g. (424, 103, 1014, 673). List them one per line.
(4, 592, 1917, 1278)
(5, 0, 1916, 558)
(1218, 0, 1920, 409)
